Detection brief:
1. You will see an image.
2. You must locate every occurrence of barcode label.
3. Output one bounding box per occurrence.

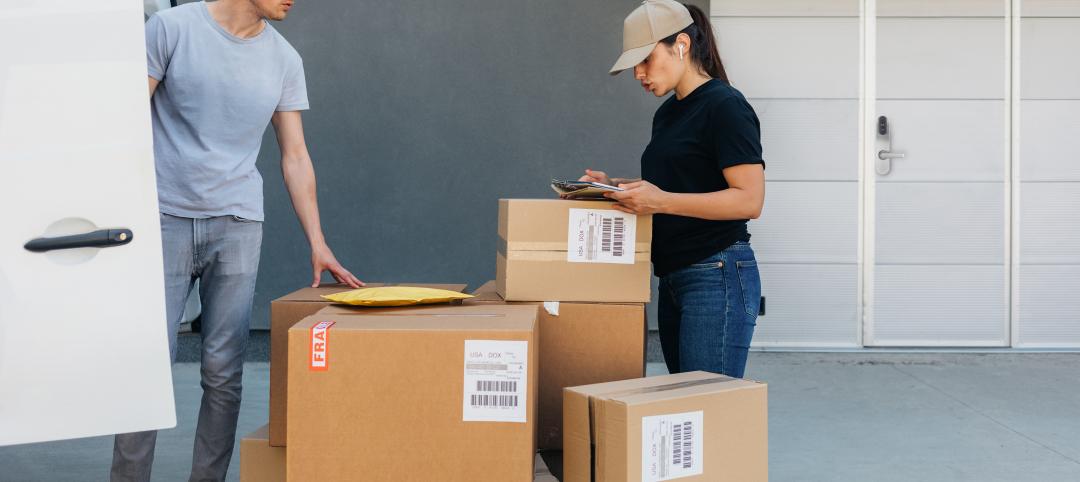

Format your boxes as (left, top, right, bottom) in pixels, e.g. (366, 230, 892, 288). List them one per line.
(567, 208, 636, 265)
(470, 394, 519, 407)
(476, 380, 517, 392)
(642, 411, 703, 481)
(613, 216, 625, 257)
(463, 340, 528, 423)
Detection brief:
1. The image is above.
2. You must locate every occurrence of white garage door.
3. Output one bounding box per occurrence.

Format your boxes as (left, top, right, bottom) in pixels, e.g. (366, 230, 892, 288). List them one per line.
(712, 0, 1080, 348)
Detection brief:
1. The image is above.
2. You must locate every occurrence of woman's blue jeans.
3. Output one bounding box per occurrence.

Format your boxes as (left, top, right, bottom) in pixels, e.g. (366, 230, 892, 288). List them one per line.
(657, 241, 761, 377)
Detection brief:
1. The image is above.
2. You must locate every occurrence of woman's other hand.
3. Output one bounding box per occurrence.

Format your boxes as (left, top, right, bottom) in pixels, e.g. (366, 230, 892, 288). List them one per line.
(605, 180, 671, 215)
(578, 169, 611, 185)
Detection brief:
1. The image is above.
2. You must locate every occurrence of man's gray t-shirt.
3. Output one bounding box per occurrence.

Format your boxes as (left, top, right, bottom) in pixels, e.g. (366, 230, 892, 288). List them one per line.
(146, 1, 308, 221)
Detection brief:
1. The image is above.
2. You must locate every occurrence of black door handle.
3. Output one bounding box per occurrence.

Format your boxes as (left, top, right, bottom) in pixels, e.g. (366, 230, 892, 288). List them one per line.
(24, 228, 133, 253)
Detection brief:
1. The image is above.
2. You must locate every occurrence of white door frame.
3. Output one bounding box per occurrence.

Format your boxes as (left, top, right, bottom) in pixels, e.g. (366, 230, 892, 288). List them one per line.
(859, 0, 1016, 348)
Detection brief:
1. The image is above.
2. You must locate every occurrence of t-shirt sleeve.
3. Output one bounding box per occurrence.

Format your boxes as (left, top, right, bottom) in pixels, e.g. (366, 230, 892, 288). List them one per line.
(709, 97, 765, 171)
(277, 55, 310, 111)
(145, 14, 170, 81)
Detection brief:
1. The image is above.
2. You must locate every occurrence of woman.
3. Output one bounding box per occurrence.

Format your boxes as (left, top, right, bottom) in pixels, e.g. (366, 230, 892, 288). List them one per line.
(581, 0, 764, 378)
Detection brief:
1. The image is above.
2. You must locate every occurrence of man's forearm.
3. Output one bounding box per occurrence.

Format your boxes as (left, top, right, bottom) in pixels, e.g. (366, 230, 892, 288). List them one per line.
(281, 155, 326, 248)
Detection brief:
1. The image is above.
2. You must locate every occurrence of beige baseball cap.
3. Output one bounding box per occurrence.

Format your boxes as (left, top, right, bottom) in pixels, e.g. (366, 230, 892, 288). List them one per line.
(610, 0, 693, 75)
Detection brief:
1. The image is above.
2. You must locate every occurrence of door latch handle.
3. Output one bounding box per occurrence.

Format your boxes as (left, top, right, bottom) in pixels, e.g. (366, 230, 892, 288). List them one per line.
(878, 150, 906, 160)
(876, 115, 905, 175)
(24, 228, 133, 253)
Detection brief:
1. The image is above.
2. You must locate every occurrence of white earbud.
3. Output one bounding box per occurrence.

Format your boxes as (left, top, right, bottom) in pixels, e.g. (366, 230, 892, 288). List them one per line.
(678, 44, 685, 60)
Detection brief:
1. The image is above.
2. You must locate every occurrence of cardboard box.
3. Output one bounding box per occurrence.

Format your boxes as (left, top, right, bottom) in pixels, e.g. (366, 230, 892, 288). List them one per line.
(466, 280, 646, 450)
(564, 371, 768, 482)
(268, 282, 467, 446)
(241, 423, 555, 481)
(497, 199, 652, 302)
(287, 304, 539, 481)
(240, 424, 285, 482)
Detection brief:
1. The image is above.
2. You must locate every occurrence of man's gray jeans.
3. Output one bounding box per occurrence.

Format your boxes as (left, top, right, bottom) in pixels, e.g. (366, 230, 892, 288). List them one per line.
(111, 214, 262, 482)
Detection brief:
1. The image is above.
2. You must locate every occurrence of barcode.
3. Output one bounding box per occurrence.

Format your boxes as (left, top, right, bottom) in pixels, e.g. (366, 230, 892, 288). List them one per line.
(476, 380, 517, 393)
(602, 217, 613, 253)
(613, 216, 625, 257)
(673, 423, 683, 467)
(470, 394, 518, 407)
(681, 421, 693, 469)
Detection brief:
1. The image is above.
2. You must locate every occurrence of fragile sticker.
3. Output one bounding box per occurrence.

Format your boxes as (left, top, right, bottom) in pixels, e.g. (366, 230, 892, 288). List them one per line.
(463, 340, 528, 423)
(309, 321, 335, 371)
(642, 411, 704, 481)
(567, 208, 636, 265)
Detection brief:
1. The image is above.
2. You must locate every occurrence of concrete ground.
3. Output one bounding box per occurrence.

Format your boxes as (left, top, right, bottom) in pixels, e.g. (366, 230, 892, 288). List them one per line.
(2, 353, 1078, 481)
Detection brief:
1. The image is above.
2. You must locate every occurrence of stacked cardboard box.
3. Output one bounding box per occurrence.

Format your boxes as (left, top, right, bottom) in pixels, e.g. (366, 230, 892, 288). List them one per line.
(564, 371, 769, 481)
(287, 304, 540, 481)
(497, 199, 652, 302)
(268, 282, 466, 446)
(465, 280, 646, 450)
(491, 198, 654, 453)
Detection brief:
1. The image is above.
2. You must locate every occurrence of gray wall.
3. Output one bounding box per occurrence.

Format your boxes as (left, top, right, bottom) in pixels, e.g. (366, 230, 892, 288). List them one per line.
(205, 0, 707, 329)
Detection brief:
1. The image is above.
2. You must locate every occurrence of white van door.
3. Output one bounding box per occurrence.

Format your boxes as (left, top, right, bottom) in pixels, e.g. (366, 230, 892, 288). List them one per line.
(0, 0, 176, 445)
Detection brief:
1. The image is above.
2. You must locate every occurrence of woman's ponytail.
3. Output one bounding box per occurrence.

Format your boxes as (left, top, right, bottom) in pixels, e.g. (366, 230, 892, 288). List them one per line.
(660, 4, 729, 82)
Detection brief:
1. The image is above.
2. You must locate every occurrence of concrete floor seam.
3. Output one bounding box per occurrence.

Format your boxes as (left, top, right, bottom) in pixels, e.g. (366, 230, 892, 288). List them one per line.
(890, 364, 1080, 468)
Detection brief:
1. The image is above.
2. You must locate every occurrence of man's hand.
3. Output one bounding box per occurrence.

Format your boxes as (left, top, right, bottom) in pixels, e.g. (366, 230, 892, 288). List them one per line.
(605, 180, 671, 215)
(311, 243, 364, 288)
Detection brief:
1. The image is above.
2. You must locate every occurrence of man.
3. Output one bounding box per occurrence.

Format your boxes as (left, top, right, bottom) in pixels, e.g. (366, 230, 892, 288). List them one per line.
(113, 1, 362, 481)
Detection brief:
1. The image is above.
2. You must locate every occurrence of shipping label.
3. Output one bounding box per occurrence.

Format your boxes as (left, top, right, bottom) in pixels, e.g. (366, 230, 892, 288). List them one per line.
(462, 340, 528, 423)
(642, 411, 704, 481)
(567, 208, 636, 265)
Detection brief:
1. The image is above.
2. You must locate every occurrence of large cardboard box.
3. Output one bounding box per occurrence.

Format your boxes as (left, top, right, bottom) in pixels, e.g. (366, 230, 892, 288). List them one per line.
(497, 199, 652, 302)
(287, 304, 539, 481)
(465, 280, 646, 450)
(268, 282, 466, 446)
(240, 424, 285, 482)
(564, 371, 768, 482)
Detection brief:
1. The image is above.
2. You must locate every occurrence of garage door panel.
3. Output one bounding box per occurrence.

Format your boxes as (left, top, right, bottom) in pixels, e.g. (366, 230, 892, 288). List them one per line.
(751, 99, 858, 181)
(751, 181, 858, 264)
(753, 263, 859, 346)
(1021, 19, 1080, 100)
(878, 0, 1007, 17)
(1017, 265, 1080, 347)
(1020, 101, 1080, 181)
(876, 100, 1006, 182)
(1022, 1, 1080, 17)
(1018, 182, 1080, 264)
(713, 17, 859, 99)
(876, 182, 1004, 265)
(873, 265, 1007, 345)
(878, 18, 1006, 99)
(711, 0, 858, 17)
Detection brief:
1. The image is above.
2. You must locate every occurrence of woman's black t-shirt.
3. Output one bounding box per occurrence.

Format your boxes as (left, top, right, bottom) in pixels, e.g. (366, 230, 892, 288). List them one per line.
(641, 79, 764, 277)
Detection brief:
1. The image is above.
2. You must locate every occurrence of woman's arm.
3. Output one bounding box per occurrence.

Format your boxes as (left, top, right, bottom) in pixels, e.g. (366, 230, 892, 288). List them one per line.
(606, 163, 765, 220)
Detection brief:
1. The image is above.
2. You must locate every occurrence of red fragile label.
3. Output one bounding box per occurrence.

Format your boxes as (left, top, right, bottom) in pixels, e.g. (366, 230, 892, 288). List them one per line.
(309, 321, 335, 371)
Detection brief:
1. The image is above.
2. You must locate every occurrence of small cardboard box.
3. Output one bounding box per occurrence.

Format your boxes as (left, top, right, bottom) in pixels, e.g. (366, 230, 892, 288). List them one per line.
(564, 371, 768, 482)
(497, 199, 652, 302)
(466, 280, 645, 450)
(287, 304, 539, 481)
(239, 424, 285, 482)
(268, 282, 467, 446)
